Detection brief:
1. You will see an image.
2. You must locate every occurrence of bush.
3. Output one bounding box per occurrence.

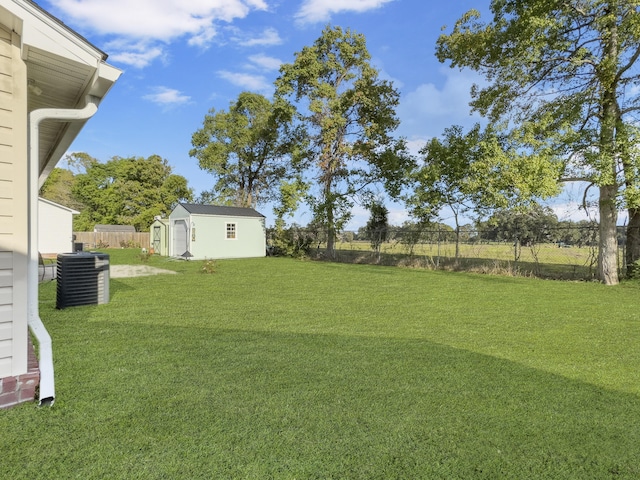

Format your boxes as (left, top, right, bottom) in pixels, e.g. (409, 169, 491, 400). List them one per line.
(201, 259, 217, 274)
(120, 239, 141, 248)
(269, 224, 316, 258)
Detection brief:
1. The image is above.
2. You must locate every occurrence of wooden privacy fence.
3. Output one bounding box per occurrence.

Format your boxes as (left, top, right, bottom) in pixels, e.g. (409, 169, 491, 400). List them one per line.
(74, 232, 150, 249)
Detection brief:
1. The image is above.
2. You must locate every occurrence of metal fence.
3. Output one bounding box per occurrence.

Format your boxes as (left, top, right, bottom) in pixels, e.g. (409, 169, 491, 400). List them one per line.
(325, 224, 633, 280)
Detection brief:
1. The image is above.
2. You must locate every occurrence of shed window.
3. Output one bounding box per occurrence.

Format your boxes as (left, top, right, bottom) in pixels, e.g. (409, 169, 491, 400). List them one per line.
(226, 223, 236, 239)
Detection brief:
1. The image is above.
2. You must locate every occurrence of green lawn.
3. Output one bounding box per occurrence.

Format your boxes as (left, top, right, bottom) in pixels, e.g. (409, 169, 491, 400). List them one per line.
(3, 250, 640, 478)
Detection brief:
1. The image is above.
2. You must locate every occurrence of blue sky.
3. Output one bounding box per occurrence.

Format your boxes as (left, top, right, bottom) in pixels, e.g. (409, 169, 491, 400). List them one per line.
(38, 0, 600, 228)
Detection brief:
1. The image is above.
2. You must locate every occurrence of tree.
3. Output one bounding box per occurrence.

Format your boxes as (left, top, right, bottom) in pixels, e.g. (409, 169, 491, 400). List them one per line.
(407, 125, 480, 260)
(437, 0, 640, 284)
(39, 167, 84, 211)
(275, 25, 406, 257)
(406, 124, 560, 259)
(72, 154, 192, 231)
(190, 91, 302, 208)
(364, 199, 389, 260)
(486, 205, 559, 247)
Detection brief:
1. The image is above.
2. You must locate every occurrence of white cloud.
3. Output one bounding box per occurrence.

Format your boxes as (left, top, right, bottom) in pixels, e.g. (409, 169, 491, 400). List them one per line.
(143, 87, 191, 106)
(48, 0, 268, 66)
(217, 70, 272, 92)
(52, 0, 267, 39)
(405, 138, 427, 156)
(106, 42, 164, 68)
(397, 67, 485, 143)
(237, 28, 283, 47)
(216, 53, 280, 95)
(295, 0, 394, 24)
(247, 54, 282, 71)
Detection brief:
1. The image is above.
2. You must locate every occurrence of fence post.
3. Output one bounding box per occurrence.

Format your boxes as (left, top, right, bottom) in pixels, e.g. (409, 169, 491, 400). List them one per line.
(436, 226, 441, 268)
(513, 222, 519, 274)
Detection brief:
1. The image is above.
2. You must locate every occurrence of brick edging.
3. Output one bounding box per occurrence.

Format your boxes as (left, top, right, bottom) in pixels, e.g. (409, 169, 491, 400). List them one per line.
(0, 337, 41, 409)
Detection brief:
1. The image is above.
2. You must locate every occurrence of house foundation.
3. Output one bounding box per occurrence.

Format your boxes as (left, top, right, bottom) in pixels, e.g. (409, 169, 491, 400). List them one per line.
(0, 338, 40, 409)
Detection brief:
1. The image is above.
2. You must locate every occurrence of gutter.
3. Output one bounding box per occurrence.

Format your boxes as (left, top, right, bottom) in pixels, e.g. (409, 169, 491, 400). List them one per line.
(28, 96, 100, 406)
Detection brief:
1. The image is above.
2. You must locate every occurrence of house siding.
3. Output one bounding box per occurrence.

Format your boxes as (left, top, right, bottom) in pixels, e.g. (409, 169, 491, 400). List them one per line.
(0, 26, 28, 378)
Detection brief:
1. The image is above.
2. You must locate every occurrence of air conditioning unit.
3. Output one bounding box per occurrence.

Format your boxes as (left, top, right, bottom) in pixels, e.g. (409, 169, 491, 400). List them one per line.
(56, 252, 110, 309)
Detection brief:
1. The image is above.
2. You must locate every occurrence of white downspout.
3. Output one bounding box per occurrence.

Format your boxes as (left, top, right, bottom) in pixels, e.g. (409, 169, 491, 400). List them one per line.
(28, 96, 100, 406)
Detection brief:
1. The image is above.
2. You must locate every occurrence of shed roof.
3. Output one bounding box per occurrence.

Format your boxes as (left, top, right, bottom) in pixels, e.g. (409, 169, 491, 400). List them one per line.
(38, 197, 79, 214)
(179, 203, 265, 218)
(94, 224, 137, 233)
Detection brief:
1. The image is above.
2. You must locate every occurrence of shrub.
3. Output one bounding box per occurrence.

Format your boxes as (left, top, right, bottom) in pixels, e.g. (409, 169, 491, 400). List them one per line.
(120, 239, 140, 248)
(201, 259, 217, 274)
(269, 224, 316, 258)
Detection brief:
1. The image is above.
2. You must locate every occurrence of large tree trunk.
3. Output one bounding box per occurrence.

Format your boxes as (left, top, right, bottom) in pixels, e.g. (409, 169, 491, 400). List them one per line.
(595, 2, 620, 285)
(626, 208, 640, 277)
(326, 223, 335, 258)
(324, 182, 336, 258)
(598, 185, 619, 285)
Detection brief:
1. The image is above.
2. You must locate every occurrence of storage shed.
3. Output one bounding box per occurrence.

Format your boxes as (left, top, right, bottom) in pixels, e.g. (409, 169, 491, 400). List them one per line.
(169, 204, 266, 260)
(149, 217, 169, 256)
(38, 197, 78, 256)
(93, 224, 136, 233)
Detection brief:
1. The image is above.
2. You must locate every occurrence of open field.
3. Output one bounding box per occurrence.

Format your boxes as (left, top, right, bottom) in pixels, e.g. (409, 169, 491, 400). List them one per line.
(3, 249, 640, 478)
(331, 240, 606, 279)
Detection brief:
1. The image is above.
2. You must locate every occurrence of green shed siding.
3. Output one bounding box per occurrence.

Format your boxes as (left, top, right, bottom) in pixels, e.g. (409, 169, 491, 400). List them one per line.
(168, 204, 265, 260)
(190, 214, 265, 259)
(149, 218, 169, 256)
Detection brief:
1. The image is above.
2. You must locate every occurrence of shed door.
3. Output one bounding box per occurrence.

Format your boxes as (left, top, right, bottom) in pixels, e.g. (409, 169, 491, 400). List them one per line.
(173, 220, 188, 256)
(152, 226, 161, 252)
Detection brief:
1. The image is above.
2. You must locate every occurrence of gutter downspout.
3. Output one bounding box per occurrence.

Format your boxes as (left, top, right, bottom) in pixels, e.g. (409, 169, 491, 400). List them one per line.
(28, 96, 100, 406)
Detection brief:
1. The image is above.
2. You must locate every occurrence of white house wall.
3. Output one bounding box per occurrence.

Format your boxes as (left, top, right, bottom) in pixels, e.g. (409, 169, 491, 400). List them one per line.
(38, 199, 75, 255)
(0, 25, 28, 377)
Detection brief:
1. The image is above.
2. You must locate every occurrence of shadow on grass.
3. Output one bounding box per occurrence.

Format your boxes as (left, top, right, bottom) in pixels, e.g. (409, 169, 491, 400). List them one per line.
(3, 320, 639, 479)
(109, 278, 136, 297)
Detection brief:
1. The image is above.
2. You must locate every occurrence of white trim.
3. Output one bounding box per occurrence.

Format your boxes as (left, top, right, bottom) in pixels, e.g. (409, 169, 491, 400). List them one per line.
(38, 196, 79, 214)
(225, 222, 237, 240)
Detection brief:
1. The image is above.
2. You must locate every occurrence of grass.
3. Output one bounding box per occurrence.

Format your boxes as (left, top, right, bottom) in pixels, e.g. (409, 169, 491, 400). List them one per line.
(2, 249, 640, 478)
(332, 240, 603, 279)
(339, 239, 595, 264)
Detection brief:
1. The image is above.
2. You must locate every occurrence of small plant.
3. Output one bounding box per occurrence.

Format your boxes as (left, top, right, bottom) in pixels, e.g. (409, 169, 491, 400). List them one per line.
(120, 239, 141, 248)
(139, 251, 150, 263)
(201, 259, 216, 274)
(627, 260, 640, 280)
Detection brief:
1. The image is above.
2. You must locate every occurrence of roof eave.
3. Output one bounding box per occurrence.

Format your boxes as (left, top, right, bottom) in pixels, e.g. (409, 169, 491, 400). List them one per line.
(2, 0, 122, 184)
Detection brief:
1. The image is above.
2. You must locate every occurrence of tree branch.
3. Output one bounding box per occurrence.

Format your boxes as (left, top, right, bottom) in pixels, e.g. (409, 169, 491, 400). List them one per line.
(616, 44, 640, 83)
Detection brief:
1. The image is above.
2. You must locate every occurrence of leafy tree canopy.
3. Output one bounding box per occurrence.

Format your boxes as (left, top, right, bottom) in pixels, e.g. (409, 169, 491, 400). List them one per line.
(72, 154, 193, 231)
(275, 25, 409, 256)
(364, 199, 389, 255)
(437, 0, 640, 284)
(190, 91, 304, 208)
(39, 167, 84, 211)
